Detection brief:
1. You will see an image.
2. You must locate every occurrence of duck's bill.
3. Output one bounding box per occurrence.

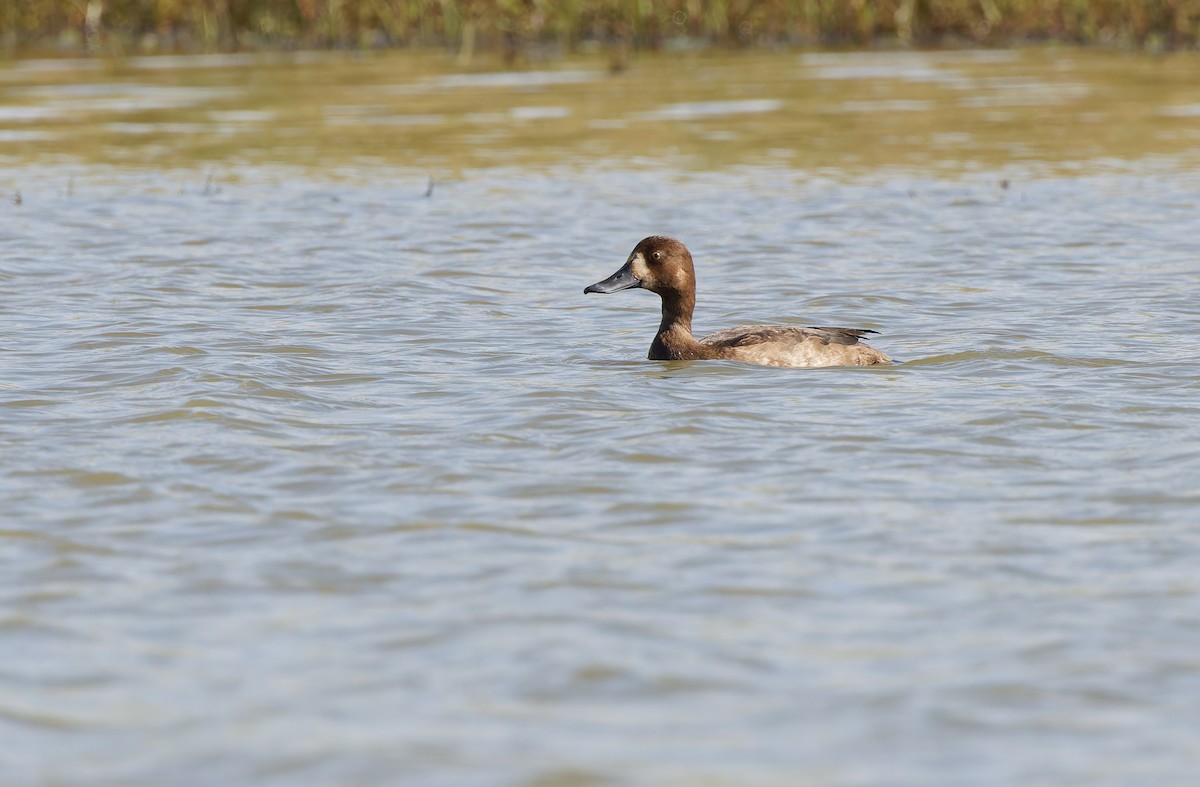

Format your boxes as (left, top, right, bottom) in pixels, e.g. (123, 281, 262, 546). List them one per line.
(584, 262, 642, 294)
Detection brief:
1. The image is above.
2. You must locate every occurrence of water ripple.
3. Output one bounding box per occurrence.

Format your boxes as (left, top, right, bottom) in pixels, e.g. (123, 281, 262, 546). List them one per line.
(2, 163, 1200, 785)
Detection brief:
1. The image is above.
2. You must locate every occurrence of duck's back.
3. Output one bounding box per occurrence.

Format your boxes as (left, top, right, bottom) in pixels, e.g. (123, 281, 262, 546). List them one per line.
(699, 325, 892, 368)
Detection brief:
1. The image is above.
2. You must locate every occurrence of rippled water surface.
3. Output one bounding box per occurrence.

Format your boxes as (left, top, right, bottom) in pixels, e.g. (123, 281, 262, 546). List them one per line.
(3, 49, 1200, 786)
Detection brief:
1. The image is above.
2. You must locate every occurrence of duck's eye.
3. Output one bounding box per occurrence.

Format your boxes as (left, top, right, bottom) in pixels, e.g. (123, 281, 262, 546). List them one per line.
(650, 250, 663, 262)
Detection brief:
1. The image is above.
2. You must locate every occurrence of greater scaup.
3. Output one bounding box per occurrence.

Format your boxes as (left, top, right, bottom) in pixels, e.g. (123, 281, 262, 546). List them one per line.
(584, 236, 891, 368)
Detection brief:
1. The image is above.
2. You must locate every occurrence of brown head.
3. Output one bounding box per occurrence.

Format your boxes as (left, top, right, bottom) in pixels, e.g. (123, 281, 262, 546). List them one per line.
(583, 236, 696, 301)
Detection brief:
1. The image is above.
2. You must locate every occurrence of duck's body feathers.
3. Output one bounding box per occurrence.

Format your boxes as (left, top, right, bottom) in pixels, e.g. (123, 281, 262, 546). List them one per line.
(702, 325, 879, 349)
(695, 325, 889, 368)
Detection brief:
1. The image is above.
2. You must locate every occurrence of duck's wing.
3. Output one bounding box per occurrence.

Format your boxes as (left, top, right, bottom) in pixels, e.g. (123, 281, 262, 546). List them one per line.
(806, 327, 880, 345)
(700, 325, 879, 349)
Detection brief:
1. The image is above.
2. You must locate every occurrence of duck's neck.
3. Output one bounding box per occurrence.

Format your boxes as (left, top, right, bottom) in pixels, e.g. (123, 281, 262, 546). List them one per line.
(649, 290, 705, 360)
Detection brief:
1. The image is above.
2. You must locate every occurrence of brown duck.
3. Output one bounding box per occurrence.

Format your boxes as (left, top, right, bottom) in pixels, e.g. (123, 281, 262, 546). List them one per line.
(585, 236, 891, 368)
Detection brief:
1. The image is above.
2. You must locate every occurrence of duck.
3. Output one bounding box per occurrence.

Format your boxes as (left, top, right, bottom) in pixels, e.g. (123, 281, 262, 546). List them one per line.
(584, 236, 891, 368)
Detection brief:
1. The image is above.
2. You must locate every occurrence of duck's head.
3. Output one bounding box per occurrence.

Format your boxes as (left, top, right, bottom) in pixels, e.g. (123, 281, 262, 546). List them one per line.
(584, 236, 695, 298)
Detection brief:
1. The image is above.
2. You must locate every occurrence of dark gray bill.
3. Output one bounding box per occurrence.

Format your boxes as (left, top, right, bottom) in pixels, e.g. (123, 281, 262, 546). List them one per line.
(584, 262, 641, 294)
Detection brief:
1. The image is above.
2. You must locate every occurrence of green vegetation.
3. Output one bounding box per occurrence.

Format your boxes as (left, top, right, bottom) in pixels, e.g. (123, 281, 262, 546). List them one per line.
(5, 0, 1200, 58)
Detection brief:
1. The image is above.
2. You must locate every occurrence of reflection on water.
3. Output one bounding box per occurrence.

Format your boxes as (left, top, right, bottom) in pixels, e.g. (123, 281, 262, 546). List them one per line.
(423, 68, 603, 90)
(16, 83, 236, 111)
(3, 48, 1200, 170)
(3, 46, 1200, 787)
(633, 98, 783, 121)
(1162, 103, 1200, 117)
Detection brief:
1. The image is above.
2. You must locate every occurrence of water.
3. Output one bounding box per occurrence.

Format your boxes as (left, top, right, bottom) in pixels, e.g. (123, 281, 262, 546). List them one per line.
(3, 49, 1200, 786)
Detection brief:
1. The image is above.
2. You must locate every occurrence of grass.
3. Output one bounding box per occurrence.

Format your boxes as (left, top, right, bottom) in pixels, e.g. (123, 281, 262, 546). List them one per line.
(4, 0, 1200, 59)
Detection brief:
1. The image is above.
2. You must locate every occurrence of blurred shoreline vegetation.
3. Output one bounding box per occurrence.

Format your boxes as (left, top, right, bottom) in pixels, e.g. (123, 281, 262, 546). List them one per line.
(4, 1, 1200, 63)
